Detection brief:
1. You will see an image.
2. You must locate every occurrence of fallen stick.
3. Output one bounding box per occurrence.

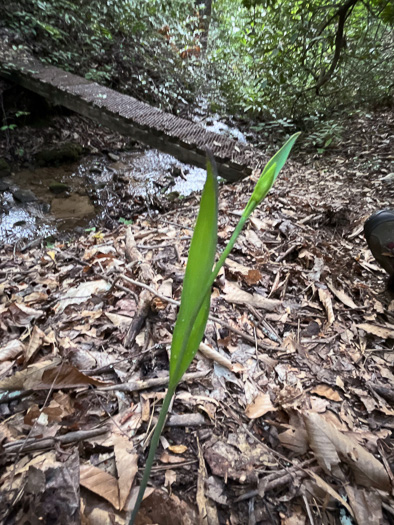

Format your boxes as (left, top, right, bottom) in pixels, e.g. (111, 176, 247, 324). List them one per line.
(120, 275, 283, 351)
(4, 426, 109, 454)
(98, 369, 209, 392)
(234, 460, 317, 502)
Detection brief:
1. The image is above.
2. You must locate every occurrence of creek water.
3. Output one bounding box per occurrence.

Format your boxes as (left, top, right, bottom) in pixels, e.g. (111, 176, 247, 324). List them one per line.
(0, 148, 208, 245)
(0, 116, 247, 246)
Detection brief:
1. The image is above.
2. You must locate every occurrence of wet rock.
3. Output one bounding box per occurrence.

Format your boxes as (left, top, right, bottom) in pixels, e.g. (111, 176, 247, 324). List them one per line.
(0, 180, 10, 191)
(35, 142, 83, 166)
(0, 158, 11, 177)
(13, 189, 37, 203)
(49, 181, 70, 194)
(108, 152, 120, 162)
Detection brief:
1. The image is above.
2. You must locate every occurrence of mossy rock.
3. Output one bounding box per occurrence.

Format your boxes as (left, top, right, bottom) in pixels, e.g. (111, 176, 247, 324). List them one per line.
(35, 142, 83, 166)
(0, 158, 11, 177)
(49, 181, 70, 194)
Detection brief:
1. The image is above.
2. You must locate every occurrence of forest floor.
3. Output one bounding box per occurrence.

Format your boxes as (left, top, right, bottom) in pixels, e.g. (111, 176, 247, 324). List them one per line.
(0, 108, 394, 524)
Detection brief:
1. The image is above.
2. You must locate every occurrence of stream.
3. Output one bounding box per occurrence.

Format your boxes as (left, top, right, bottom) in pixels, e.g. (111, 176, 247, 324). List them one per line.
(0, 113, 247, 246)
(0, 148, 209, 245)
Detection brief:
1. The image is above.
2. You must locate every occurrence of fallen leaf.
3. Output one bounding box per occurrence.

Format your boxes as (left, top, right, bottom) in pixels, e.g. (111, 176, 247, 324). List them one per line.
(160, 452, 185, 464)
(225, 258, 262, 285)
(105, 312, 133, 328)
(54, 279, 111, 313)
(80, 463, 120, 509)
(318, 288, 335, 325)
(245, 392, 275, 419)
(327, 281, 357, 309)
(8, 303, 44, 326)
(0, 358, 109, 390)
(303, 411, 390, 491)
(0, 340, 25, 362)
(357, 324, 394, 339)
(307, 470, 354, 517)
(279, 427, 308, 454)
(113, 434, 138, 510)
(310, 384, 342, 402)
(345, 485, 383, 525)
(168, 444, 187, 454)
(25, 326, 46, 364)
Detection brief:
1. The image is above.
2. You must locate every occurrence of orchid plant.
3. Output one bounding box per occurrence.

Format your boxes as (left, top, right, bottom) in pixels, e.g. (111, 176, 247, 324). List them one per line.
(129, 132, 300, 523)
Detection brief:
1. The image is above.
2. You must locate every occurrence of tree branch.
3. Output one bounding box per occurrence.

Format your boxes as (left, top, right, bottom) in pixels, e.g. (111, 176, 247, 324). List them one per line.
(314, 0, 360, 93)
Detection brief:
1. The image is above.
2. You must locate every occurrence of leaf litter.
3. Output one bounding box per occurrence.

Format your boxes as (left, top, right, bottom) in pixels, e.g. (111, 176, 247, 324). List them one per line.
(0, 110, 394, 523)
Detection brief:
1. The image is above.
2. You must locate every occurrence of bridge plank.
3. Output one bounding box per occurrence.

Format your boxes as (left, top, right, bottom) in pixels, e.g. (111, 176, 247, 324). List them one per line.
(0, 45, 267, 181)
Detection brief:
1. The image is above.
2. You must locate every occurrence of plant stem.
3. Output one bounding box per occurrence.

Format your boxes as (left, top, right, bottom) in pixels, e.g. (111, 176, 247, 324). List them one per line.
(129, 386, 175, 525)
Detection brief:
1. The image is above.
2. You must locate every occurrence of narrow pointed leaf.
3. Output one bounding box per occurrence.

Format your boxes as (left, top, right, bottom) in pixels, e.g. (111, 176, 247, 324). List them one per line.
(169, 157, 218, 386)
(264, 131, 301, 183)
(244, 131, 300, 217)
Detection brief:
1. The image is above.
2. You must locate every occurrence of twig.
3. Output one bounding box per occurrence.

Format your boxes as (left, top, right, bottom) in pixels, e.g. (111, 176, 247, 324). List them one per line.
(120, 275, 282, 351)
(303, 494, 315, 525)
(98, 369, 209, 392)
(234, 459, 316, 502)
(4, 426, 108, 454)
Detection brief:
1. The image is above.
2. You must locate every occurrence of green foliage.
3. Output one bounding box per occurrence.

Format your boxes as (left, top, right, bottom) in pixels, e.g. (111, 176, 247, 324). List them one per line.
(129, 133, 300, 523)
(0, 0, 208, 110)
(118, 217, 133, 225)
(211, 0, 394, 118)
(2, 0, 392, 120)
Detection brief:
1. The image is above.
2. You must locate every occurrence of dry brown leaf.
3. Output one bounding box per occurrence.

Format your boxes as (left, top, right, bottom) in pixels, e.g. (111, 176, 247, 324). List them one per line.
(306, 470, 354, 517)
(0, 358, 109, 391)
(25, 326, 46, 364)
(225, 258, 262, 285)
(223, 281, 281, 311)
(245, 393, 275, 419)
(357, 323, 394, 339)
(54, 279, 111, 314)
(160, 452, 186, 464)
(168, 444, 187, 454)
(8, 303, 44, 326)
(80, 464, 120, 509)
(113, 434, 138, 510)
(0, 340, 25, 362)
(326, 281, 357, 309)
(105, 312, 133, 328)
(279, 427, 308, 454)
(310, 384, 342, 402)
(318, 288, 335, 325)
(345, 485, 383, 525)
(303, 411, 390, 491)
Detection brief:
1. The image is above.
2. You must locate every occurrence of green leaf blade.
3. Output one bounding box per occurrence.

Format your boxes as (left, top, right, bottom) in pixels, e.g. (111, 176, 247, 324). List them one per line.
(244, 131, 300, 217)
(264, 131, 301, 183)
(169, 157, 218, 386)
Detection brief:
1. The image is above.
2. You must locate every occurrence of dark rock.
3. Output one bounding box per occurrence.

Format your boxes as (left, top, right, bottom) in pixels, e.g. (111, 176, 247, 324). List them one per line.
(0, 180, 10, 191)
(13, 189, 37, 203)
(0, 158, 11, 177)
(49, 181, 70, 194)
(35, 142, 83, 166)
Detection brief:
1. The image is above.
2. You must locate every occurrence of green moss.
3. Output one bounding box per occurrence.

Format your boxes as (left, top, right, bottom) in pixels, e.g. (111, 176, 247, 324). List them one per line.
(35, 142, 83, 166)
(0, 158, 11, 177)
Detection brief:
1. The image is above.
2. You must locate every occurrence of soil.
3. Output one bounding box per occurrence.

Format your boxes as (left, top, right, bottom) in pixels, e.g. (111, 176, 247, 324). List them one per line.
(0, 95, 394, 524)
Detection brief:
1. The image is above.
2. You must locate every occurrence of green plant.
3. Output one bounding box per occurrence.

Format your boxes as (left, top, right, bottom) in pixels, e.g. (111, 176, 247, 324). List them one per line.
(129, 132, 300, 524)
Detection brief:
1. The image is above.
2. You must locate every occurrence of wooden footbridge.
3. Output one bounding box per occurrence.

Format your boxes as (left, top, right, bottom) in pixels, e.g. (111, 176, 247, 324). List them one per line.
(0, 44, 267, 181)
